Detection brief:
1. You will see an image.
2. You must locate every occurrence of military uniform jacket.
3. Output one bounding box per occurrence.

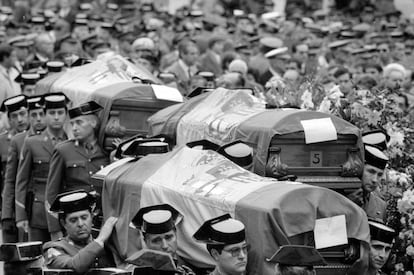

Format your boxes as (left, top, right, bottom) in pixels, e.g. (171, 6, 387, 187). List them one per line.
(43, 236, 115, 274)
(1, 129, 35, 221)
(46, 140, 109, 233)
(364, 192, 387, 222)
(0, 130, 14, 179)
(15, 130, 67, 228)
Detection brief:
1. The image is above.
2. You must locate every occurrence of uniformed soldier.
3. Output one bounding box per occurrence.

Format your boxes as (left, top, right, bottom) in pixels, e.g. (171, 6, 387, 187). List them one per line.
(15, 93, 69, 242)
(193, 214, 248, 275)
(367, 220, 396, 275)
(0, 95, 29, 242)
(266, 245, 327, 275)
(46, 101, 109, 240)
(348, 145, 388, 222)
(43, 190, 118, 273)
(1, 95, 45, 243)
(131, 204, 194, 274)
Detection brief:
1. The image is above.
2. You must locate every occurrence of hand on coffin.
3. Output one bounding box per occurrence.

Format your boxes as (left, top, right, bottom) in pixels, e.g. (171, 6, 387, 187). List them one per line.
(96, 216, 118, 244)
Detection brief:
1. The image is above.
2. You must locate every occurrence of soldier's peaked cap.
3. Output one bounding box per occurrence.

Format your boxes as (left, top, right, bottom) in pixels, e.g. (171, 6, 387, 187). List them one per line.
(132, 204, 183, 234)
(27, 96, 44, 110)
(193, 214, 246, 245)
(266, 245, 327, 266)
(43, 92, 69, 110)
(50, 190, 95, 214)
(218, 140, 253, 167)
(362, 129, 390, 151)
(0, 94, 27, 112)
(186, 139, 220, 151)
(364, 144, 388, 170)
(68, 101, 102, 119)
(369, 220, 396, 244)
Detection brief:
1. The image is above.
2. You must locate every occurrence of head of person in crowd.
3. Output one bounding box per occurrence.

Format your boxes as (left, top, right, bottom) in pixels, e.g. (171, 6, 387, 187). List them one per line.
(8, 35, 33, 63)
(197, 71, 216, 88)
(362, 145, 388, 194)
(393, 41, 406, 61)
(34, 32, 55, 60)
(50, 190, 96, 243)
(265, 47, 290, 74)
(27, 95, 46, 133)
(228, 59, 248, 77)
(333, 67, 353, 96)
(0, 94, 29, 133)
(368, 220, 396, 274)
(208, 36, 226, 56)
(43, 92, 68, 133)
(55, 35, 83, 64)
(383, 63, 406, 92)
(364, 63, 382, 84)
(132, 204, 183, 259)
(178, 40, 199, 67)
(0, 43, 17, 70)
(217, 72, 245, 89)
(68, 101, 102, 144)
(131, 37, 156, 61)
(17, 73, 40, 96)
(267, 245, 326, 275)
(285, 58, 301, 72)
(194, 214, 248, 275)
(377, 43, 391, 65)
(52, 18, 72, 42)
(292, 43, 309, 62)
(135, 52, 158, 74)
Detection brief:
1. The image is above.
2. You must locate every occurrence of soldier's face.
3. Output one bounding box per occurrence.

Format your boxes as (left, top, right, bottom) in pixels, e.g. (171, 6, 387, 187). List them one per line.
(9, 107, 29, 133)
(145, 229, 178, 257)
(45, 108, 67, 130)
(70, 115, 97, 142)
(362, 164, 384, 193)
(369, 240, 392, 270)
(63, 210, 93, 242)
(29, 109, 46, 132)
(212, 241, 248, 275)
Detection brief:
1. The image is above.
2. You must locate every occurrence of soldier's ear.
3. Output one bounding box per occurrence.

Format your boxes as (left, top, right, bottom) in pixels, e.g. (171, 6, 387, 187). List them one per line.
(211, 249, 220, 260)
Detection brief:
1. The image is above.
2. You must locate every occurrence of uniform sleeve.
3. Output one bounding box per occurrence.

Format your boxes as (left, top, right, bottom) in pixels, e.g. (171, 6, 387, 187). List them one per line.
(46, 147, 65, 233)
(14, 139, 32, 222)
(1, 138, 19, 220)
(44, 241, 104, 273)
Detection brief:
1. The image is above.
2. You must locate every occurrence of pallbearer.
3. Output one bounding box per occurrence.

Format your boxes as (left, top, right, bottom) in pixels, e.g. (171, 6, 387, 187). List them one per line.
(46, 101, 109, 240)
(15, 92, 69, 242)
(43, 190, 117, 273)
(193, 214, 248, 275)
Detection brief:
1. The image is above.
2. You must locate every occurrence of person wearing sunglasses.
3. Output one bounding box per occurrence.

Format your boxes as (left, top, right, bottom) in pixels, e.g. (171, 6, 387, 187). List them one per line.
(194, 214, 248, 275)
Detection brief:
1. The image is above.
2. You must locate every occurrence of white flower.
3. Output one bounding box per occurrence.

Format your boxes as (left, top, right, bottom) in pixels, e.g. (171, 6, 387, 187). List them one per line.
(389, 130, 405, 146)
(317, 97, 332, 113)
(300, 89, 314, 109)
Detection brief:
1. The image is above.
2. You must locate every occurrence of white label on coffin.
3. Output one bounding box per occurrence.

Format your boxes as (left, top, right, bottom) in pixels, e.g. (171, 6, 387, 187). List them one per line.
(152, 84, 183, 103)
(314, 214, 348, 249)
(300, 117, 338, 144)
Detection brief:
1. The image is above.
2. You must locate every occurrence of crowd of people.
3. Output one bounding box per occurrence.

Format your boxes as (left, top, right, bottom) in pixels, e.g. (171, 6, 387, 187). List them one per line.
(0, 0, 414, 274)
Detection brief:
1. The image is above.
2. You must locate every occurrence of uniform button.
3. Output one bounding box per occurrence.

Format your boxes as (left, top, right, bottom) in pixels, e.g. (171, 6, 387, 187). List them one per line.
(88, 159, 91, 162)
(73, 164, 77, 167)
(89, 171, 93, 175)
(38, 160, 41, 164)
